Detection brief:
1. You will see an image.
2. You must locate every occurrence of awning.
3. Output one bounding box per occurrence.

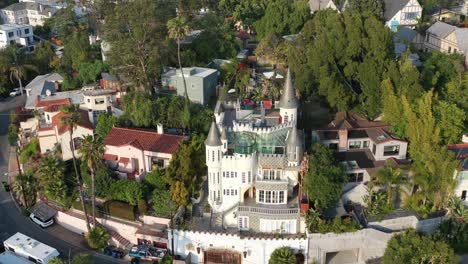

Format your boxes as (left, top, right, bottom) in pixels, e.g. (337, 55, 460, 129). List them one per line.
(119, 157, 130, 165)
(103, 153, 118, 161)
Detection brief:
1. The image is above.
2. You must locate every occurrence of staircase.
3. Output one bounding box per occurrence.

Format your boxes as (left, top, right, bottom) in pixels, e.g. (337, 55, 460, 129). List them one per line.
(210, 212, 224, 230)
(108, 230, 132, 249)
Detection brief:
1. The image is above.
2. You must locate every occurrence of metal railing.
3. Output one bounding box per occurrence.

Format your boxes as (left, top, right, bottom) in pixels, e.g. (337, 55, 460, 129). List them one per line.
(237, 205, 299, 216)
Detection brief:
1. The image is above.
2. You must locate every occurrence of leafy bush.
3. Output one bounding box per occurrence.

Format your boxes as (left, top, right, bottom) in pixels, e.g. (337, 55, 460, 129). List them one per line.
(107, 180, 147, 205)
(19, 138, 39, 164)
(269, 247, 296, 264)
(433, 219, 468, 253)
(152, 189, 177, 218)
(383, 230, 457, 264)
(81, 163, 116, 198)
(305, 209, 360, 234)
(86, 227, 110, 250)
(105, 200, 135, 221)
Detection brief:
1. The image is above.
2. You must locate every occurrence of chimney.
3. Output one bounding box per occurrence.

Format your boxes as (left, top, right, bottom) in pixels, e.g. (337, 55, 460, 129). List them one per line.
(157, 123, 164, 134)
(338, 129, 348, 152)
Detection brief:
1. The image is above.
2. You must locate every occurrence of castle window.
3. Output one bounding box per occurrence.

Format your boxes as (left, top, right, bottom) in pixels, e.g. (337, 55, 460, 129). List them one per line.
(212, 151, 214, 162)
(259, 190, 265, 202)
(266, 191, 271, 203)
(217, 172, 220, 183)
(248, 171, 251, 182)
(239, 216, 249, 230)
(279, 191, 285, 203)
(242, 172, 246, 183)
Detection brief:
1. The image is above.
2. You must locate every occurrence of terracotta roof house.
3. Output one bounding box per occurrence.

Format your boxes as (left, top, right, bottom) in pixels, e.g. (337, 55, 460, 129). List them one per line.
(313, 112, 409, 195)
(103, 127, 186, 181)
(37, 107, 93, 161)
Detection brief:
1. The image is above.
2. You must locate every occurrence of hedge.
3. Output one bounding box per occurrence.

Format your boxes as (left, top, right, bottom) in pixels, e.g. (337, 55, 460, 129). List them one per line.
(72, 200, 103, 218)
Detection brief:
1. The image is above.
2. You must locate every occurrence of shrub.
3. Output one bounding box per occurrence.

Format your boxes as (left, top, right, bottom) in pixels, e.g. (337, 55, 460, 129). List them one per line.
(269, 247, 296, 264)
(86, 227, 110, 250)
(152, 189, 177, 218)
(138, 199, 148, 215)
(105, 200, 135, 221)
(433, 219, 468, 253)
(108, 180, 147, 205)
(19, 138, 39, 164)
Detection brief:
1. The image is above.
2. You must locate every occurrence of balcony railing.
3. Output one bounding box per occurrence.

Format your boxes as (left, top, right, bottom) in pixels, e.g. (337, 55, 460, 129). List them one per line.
(237, 205, 299, 216)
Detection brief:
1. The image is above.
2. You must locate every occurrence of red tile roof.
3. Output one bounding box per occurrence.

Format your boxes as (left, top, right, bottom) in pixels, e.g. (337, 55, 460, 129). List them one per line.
(321, 111, 388, 130)
(35, 97, 71, 108)
(104, 127, 185, 154)
(51, 110, 94, 135)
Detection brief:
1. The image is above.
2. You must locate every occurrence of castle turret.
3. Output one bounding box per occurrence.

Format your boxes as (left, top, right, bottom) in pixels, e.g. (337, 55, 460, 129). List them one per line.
(221, 127, 228, 153)
(286, 126, 303, 166)
(279, 69, 299, 125)
(205, 121, 223, 206)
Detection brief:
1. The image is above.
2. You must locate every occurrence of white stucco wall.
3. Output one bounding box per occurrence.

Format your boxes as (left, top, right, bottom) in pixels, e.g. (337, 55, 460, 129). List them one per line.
(169, 230, 308, 264)
(60, 126, 93, 161)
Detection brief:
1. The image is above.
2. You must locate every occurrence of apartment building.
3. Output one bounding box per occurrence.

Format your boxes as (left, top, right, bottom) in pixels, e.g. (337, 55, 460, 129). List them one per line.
(0, 24, 33, 49)
(1, 2, 56, 26)
(424, 21, 468, 56)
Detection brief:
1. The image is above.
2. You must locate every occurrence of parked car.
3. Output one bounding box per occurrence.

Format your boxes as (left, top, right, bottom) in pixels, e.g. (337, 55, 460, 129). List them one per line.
(29, 213, 54, 228)
(129, 245, 166, 261)
(103, 245, 125, 258)
(9, 88, 20, 97)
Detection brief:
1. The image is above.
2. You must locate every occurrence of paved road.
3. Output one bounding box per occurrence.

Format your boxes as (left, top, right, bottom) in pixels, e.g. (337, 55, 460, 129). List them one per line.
(0, 96, 126, 263)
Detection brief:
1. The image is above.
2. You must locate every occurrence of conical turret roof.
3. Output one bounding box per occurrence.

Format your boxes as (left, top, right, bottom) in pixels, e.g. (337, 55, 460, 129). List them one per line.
(205, 121, 222, 146)
(279, 69, 299, 109)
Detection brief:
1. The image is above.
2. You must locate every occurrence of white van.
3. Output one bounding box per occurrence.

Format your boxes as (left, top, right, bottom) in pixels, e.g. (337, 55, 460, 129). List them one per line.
(3, 232, 60, 264)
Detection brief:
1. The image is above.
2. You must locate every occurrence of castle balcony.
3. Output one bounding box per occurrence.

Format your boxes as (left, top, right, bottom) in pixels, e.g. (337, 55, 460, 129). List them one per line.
(238, 188, 300, 217)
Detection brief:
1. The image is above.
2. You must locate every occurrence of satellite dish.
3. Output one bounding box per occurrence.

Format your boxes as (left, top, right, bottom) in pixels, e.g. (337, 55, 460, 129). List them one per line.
(45, 89, 52, 96)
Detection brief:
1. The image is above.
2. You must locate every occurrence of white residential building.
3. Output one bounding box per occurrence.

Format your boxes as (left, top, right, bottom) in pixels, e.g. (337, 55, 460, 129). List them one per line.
(0, 24, 33, 49)
(0, 2, 57, 26)
(205, 70, 306, 234)
(308, 0, 348, 13)
(384, 0, 422, 32)
(424, 21, 468, 56)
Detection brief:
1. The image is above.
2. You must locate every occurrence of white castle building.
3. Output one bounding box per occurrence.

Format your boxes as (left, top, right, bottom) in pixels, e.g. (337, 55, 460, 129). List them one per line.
(205, 70, 306, 234)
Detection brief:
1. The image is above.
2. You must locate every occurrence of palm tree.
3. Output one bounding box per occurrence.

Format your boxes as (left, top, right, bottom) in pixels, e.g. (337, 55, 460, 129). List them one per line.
(60, 104, 91, 232)
(304, 208, 321, 232)
(86, 226, 110, 250)
(79, 135, 105, 227)
(12, 171, 37, 208)
(167, 16, 190, 101)
(269, 247, 296, 264)
(37, 156, 67, 202)
(6, 47, 38, 95)
(375, 164, 405, 207)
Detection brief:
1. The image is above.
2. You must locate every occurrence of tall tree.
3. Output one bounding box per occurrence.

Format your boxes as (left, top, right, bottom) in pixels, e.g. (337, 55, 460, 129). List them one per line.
(12, 172, 37, 208)
(304, 143, 347, 210)
(4, 47, 39, 95)
(60, 105, 91, 232)
(346, 0, 383, 18)
(79, 135, 105, 226)
(167, 16, 190, 101)
(102, 0, 174, 93)
(37, 156, 68, 202)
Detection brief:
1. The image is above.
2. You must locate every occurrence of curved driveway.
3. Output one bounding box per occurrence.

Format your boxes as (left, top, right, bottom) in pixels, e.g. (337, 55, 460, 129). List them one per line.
(0, 96, 126, 264)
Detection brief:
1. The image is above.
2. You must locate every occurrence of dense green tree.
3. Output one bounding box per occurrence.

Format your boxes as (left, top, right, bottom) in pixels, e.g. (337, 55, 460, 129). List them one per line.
(401, 92, 459, 214)
(80, 135, 105, 226)
(37, 156, 68, 202)
(95, 114, 117, 139)
(382, 230, 457, 264)
(381, 79, 407, 137)
(289, 10, 394, 117)
(434, 101, 466, 145)
(1, 46, 39, 95)
(145, 168, 167, 190)
(304, 143, 347, 210)
(7, 124, 18, 147)
(108, 180, 147, 206)
(34, 42, 57, 74)
(254, 0, 310, 39)
(166, 135, 206, 206)
(255, 34, 290, 68)
(102, 0, 174, 92)
(50, 254, 92, 264)
(346, 0, 383, 18)
(121, 92, 158, 127)
(81, 163, 116, 198)
(78, 61, 109, 84)
(434, 218, 468, 253)
(219, 0, 270, 28)
(152, 188, 177, 217)
(269, 247, 296, 264)
(375, 164, 406, 207)
(86, 227, 110, 250)
(61, 30, 92, 72)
